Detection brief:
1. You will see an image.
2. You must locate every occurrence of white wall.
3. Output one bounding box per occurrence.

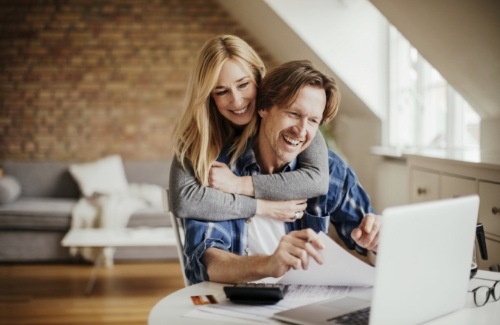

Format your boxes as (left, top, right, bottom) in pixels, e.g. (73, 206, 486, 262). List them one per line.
(265, 0, 389, 120)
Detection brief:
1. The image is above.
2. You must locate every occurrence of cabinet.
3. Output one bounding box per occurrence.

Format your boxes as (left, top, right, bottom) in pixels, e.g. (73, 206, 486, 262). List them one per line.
(410, 169, 439, 202)
(408, 155, 500, 272)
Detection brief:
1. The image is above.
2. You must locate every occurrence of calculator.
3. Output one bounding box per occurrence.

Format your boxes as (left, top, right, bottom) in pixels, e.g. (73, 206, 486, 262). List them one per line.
(223, 283, 288, 305)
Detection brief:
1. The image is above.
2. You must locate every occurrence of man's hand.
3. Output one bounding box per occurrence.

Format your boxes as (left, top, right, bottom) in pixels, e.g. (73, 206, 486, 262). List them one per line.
(265, 229, 325, 278)
(203, 229, 325, 284)
(351, 213, 381, 252)
(209, 161, 254, 196)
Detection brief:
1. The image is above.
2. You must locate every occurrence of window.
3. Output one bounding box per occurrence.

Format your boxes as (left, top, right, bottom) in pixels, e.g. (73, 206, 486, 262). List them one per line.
(388, 26, 480, 154)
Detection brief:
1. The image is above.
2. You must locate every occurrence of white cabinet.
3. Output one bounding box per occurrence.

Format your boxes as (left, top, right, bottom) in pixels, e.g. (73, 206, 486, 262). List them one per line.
(440, 175, 477, 199)
(410, 170, 477, 201)
(478, 181, 500, 239)
(407, 155, 500, 272)
(410, 169, 439, 202)
(477, 236, 500, 271)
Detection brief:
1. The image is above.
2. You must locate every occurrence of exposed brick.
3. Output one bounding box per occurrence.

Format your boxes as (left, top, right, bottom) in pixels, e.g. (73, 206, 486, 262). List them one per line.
(0, 0, 278, 162)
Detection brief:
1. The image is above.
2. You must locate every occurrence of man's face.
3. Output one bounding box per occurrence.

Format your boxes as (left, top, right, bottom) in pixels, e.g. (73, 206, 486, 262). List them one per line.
(258, 85, 326, 171)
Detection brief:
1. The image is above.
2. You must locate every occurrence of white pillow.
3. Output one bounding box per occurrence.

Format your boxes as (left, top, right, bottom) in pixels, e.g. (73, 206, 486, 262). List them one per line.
(69, 155, 128, 197)
(128, 183, 163, 208)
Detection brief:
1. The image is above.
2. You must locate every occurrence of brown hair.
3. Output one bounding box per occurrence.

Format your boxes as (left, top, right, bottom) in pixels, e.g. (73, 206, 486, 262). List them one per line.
(256, 60, 340, 124)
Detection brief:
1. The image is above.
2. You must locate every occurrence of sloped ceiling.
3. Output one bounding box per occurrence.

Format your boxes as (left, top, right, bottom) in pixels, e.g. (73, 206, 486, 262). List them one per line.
(370, 0, 500, 119)
(216, 0, 378, 119)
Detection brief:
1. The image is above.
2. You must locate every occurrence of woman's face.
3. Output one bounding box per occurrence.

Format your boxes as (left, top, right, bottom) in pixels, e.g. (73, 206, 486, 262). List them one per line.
(211, 59, 257, 127)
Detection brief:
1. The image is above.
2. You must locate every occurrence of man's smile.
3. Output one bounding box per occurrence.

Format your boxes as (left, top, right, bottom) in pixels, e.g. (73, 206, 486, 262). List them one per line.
(282, 134, 303, 147)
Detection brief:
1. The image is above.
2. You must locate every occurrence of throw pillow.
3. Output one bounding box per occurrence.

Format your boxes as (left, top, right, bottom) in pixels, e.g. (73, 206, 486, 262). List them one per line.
(69, 155, 129, 197)
(0, 175, 22, 205)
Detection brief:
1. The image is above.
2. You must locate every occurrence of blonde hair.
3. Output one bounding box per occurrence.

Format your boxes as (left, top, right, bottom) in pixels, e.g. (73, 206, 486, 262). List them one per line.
(172, 35, 266, 185)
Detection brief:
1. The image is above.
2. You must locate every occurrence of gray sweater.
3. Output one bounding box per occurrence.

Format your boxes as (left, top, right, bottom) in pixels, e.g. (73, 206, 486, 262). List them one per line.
(169, 132, 329, 221)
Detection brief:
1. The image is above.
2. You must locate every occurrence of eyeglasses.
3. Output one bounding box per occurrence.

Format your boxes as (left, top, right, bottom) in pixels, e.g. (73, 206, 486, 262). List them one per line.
(469, 279, 500, 307)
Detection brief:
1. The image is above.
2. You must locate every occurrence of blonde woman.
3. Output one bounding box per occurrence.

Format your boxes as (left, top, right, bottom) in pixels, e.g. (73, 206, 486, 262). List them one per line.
(169, 35, 329, 222)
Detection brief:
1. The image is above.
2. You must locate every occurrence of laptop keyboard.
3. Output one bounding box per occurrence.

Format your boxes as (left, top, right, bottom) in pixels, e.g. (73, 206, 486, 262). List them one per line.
(328, 307, 370, 325)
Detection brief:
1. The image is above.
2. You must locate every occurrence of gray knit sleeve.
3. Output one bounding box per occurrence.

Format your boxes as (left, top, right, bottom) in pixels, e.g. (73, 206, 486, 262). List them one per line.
(168, 157, 257, 221)
(252, 131, 329, 200)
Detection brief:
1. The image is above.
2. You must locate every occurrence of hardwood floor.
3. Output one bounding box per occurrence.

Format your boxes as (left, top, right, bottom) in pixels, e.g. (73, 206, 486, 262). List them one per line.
(0, 260, 185, 325)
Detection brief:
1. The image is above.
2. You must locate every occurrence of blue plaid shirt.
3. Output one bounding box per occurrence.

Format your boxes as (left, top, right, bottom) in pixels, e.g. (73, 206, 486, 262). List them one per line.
(183, 139, 376, 284)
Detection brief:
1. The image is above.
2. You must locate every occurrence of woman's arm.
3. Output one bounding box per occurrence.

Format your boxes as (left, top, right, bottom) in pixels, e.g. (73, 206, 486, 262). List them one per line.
(251, 131, 329, 199)
(169, 157, 257, 220)
(170, 158, 308, 221)
(170, 131, 328, 221)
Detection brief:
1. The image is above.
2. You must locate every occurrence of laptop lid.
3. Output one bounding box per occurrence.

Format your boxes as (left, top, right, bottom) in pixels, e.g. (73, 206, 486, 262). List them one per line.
(273, 195, 480, 325)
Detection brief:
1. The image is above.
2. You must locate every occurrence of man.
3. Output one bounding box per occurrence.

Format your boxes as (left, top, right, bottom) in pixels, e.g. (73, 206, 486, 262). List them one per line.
(184, 60, 380, 285)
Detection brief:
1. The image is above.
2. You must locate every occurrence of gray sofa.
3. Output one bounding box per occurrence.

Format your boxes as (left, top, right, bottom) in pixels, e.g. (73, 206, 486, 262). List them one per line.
(0, 159, 177, 262)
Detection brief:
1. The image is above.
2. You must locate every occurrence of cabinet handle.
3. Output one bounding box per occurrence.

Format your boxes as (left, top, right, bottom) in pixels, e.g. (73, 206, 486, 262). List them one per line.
(493, 207, 499, 215)
(417, 187, 427, 195)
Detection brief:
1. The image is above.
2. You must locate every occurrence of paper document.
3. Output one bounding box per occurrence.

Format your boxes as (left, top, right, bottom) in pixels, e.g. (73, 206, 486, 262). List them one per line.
(185, 285, 350, 324)
(278, 232, 375, 287)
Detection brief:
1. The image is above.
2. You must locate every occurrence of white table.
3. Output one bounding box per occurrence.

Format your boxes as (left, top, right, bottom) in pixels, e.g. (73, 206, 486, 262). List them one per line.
(148, 270, 500, 325)
(61, 227, 176, 295)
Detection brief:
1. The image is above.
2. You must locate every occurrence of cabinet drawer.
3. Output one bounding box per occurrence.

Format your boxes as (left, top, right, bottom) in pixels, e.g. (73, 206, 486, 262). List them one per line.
(477, 237, 500, 271)
(440, 175, 476, 199)
(410, 169, 439, 203)
(478, 181, 500, 238)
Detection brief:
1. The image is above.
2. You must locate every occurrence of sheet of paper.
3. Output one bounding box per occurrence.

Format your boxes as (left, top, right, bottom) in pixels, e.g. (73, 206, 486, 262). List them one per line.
(278, 232, 375, 287)
(184, 284, 350, 324)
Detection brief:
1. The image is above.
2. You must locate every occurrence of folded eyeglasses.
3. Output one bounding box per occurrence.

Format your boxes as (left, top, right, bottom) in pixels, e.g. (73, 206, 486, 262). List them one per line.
(469, 279, 500, 307)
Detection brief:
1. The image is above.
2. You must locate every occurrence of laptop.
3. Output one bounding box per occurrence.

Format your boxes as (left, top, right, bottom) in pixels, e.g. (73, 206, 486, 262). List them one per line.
(273, 195, 480, 325)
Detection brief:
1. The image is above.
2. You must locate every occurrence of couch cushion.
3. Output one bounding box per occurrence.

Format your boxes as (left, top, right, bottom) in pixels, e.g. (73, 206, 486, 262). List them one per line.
(128, 207, 171, 228)
(2, 161, 80, 198)
(0, 198, 75, 231)
(0, 230, 73, 262)
(124, 160, 171, 188)
(0, 176, 22, 205)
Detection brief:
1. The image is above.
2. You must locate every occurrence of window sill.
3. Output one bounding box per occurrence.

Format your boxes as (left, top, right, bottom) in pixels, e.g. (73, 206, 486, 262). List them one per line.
(371, 146, 500, 168)
(370, 146, 481, 162)
(369, 146, 407, 161)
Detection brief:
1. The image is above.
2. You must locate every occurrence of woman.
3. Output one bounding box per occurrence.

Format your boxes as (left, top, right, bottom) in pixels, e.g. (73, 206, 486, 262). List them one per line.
(169, 34, 329, 222)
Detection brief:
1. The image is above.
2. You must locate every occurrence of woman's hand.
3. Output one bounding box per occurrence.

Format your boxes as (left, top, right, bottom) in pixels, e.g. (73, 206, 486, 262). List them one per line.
(256, 199, 307, 222)
(209, 161, 255, 196)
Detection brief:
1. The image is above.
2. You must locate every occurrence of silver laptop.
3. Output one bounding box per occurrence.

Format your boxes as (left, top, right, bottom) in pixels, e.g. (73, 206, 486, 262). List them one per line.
(273, 195, 480, 325)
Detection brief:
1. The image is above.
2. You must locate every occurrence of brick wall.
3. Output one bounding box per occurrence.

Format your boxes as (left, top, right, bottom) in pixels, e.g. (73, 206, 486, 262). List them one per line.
(0, 0, 277, 162)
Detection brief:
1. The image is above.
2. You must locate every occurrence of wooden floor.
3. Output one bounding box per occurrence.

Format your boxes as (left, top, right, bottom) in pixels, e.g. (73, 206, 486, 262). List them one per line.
(0, 260, 185, 325)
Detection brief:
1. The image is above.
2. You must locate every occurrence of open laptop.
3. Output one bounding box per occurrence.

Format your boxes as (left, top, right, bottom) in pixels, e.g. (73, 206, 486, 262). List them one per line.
(273, 195, 480, 325)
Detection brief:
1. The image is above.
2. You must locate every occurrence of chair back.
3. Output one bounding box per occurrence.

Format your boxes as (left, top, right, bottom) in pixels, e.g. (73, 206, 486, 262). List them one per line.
(163, 188, 191, 287)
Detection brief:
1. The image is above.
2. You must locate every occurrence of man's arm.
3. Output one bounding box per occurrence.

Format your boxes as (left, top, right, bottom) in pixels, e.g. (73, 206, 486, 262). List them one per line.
(325, 150, 379, 256)
(203, 248, 273, 284)
(203, 229, 325, 284)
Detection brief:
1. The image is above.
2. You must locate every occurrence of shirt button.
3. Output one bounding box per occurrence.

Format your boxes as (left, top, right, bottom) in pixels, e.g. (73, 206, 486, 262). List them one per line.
(245, 218, 251, 224)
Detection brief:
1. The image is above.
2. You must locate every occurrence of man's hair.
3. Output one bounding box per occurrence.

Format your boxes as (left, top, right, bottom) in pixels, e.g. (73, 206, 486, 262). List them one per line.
(172, 35, 266, 185)
(256, 60, 340, 125)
